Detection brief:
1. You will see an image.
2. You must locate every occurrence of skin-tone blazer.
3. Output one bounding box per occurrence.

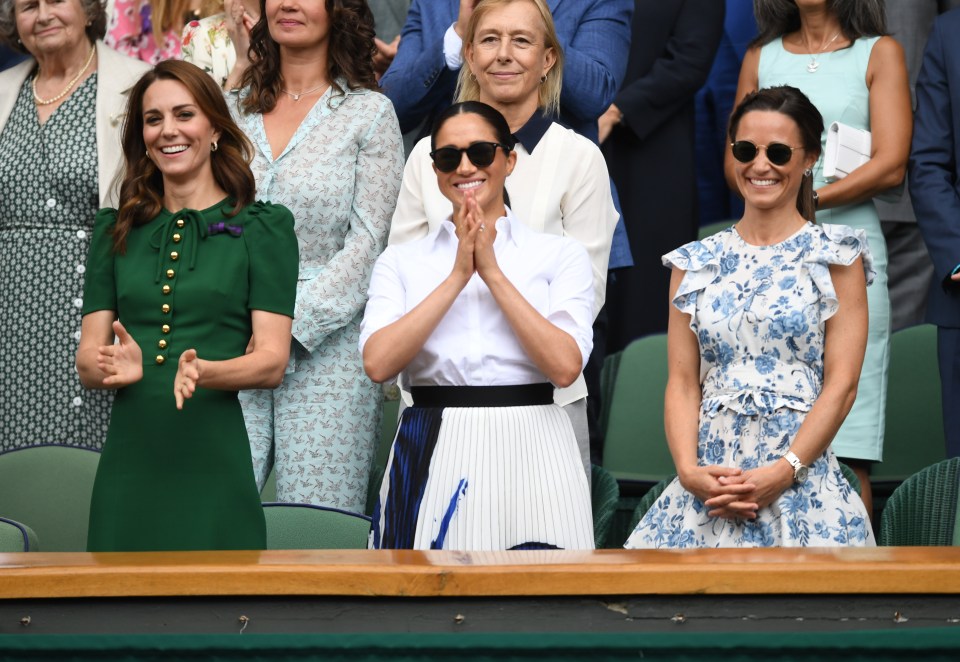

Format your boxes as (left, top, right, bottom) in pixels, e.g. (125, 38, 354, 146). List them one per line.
(0, 40, 151, 208)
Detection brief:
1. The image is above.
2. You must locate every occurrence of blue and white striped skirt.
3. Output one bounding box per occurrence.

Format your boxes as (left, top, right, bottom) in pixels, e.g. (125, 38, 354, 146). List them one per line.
(371, 403, 594, 550)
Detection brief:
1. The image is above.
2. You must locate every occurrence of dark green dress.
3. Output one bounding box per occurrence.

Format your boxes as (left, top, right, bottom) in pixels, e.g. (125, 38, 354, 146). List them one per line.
(83, 199, 298, 552)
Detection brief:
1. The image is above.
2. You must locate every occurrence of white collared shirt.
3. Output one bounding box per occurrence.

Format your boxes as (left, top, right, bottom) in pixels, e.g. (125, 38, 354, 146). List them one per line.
(360, 208, 594, 388)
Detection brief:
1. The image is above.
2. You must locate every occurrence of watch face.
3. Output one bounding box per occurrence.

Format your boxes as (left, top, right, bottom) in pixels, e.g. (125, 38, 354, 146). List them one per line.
(796, 466, 809, 483)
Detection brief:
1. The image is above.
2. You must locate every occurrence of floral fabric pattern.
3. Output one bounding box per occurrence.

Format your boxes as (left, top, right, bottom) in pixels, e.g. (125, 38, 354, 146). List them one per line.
(232, 84, 404, 510)
(181, 14, 234, 88)
(105, 0, 182, 64)
(624, 223, 876, 548)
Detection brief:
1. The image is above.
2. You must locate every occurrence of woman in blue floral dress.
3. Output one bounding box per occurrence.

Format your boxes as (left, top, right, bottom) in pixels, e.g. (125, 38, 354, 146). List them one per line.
(625, 86, 874, 548)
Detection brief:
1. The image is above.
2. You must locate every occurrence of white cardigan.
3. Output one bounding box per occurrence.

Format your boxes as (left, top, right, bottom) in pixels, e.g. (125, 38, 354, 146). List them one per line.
(0, 41, 151, 207)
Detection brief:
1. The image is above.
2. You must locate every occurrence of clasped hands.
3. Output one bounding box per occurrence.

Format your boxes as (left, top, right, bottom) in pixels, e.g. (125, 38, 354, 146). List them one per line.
(451, 191, 500, 285)
(96, 320, 201, 410)
(679, 460, 794, 520)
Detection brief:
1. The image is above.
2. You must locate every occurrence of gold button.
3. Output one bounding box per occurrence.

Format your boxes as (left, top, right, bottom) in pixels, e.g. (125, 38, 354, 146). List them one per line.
(176, 219, 185, 228)
(161, 304, 170, 314)
(166, 269, 175, 279)
(155, 355, 165, 365)
(161, 324, 170, 334)
(172, 233, 182, 243)
(158, 339, 167, 349)
(162, 285, 171, 295)
(170, 251, 179, 261)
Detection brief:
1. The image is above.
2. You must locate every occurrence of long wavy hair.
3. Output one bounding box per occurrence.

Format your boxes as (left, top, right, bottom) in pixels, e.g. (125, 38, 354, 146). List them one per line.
(240, 0, 377, 115)
(728, 86, 823, 222)
(752, 0, 887, 47)
(455, 0, 563, 117)
(114, 60, 256, 253)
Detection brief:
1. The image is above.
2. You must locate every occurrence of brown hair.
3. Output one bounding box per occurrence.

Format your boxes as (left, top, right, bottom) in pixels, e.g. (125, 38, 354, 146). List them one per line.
(114, 60, 256, 252)
(240, 0, 377, 115)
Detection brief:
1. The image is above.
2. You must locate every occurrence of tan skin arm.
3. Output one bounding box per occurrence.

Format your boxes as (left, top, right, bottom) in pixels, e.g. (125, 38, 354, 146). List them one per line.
(663, 267, 756, 515)
(708, 258, 869, 516)
(725, 39, 912, 207)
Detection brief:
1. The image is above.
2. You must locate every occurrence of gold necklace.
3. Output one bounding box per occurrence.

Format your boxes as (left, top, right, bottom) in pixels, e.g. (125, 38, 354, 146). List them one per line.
(801, 29, 842, 74)
(280, 81, 329, 102)
(32, 45, 96, 106)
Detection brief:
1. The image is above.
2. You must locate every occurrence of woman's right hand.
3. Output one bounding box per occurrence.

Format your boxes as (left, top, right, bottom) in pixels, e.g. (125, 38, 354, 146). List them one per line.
(97, 320, 143, 388)
(451, 194, 480, 284)
(225, 0, 255, 66)
(679, 465, 758, 520)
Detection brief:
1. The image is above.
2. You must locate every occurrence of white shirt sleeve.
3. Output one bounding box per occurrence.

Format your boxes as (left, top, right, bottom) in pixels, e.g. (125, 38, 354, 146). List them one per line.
(443, 23, 465, 70)
(358, 246, 405, 357)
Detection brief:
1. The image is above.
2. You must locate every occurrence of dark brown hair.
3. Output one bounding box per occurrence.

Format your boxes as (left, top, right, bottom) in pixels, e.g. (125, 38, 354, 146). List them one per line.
(114, 60, 256, 252)
(751, 0, 887, 49)
(240, 0, 377, 115)
(728, 86, 823, 222)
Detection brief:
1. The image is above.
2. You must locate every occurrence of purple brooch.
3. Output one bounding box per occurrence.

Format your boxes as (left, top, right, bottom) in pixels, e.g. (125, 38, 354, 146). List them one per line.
(207, 222, 243, 237)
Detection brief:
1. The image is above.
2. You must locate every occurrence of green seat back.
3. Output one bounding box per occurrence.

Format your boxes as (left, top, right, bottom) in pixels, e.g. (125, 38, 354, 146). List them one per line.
(591, 464, 620, 548)
(0, 517, 39, 552)
(628, 476, 675, 535)
(0, 446, 100, 551)
(263, 503, 371, 550)
(601, 334, 675, 483)
(261, 467, 278, 502)
(874, 324, 946, 483)
(698, 220, 734, 241)
(879, 458, 960, 546)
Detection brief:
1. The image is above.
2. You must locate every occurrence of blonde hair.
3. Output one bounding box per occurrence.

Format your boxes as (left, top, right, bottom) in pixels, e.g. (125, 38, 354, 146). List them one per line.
(454, 0, 563, 117)
(150, 0, 191, 45)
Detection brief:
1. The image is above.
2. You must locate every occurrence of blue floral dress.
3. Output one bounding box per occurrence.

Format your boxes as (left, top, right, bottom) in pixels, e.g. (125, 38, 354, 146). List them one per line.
(624, 223, 876, 548)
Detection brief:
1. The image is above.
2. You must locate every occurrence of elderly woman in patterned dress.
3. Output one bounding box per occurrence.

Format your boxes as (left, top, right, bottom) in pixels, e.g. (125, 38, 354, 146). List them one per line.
(0, 0, 149, 453)
(228, 0, 404, 510)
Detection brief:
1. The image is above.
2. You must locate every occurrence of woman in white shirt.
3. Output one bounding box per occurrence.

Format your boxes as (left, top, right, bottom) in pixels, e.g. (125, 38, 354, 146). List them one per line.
(360, 101, 595, 550)
(387, 0, 618, 478)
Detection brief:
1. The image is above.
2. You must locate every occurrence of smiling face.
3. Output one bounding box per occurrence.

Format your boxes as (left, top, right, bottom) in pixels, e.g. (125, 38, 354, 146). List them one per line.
(732, 110, 816, 217)
(142, 79, 221, 187)
(14, 0, 89, 58)
(465, 0, 556, 112)
(265, 0, 330, 51)
(433, 112, 516, 218)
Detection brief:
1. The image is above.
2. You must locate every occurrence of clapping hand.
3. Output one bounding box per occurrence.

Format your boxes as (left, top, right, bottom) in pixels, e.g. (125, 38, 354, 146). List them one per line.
(97, 320, 143, 388)
(174, 349, 202, 410)
(225, 0, 256, 62)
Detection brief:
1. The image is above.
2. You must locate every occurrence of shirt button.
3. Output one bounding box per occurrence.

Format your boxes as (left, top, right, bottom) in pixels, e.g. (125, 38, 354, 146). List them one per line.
(46, 198, 56, 209)
(158, 339, 167, 349)
(155, 355, 165, 365)
(172, 233, 182, 243)
(166, 269, 175, 279)
(72, 396, 82, 406)
(73, 298, 83, 308)
(170, 251, 179, 261)
(162, 304, 171, 314)
(161, 324, 171, 334)
(76, 264, 86, 274)
(176, 219, 185, 228)
(162, 285, 171, 295)
(73, 330, 81, 341)
(76, 230, 87, 240)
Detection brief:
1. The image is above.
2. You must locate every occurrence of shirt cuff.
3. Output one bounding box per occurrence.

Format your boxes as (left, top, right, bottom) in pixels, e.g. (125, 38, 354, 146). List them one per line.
(443, 23, 464, 70)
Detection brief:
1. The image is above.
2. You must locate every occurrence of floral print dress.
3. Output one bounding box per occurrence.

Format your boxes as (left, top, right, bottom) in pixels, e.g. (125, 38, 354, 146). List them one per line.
(624, 223, 876, 548)
(105, 0, 182, 64)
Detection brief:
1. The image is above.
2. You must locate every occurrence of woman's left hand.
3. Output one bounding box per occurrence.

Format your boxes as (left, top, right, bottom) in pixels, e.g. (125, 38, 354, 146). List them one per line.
(734, 460, 795, 511)
(467, 193, 499, 281)
(174, 348, 202, 410)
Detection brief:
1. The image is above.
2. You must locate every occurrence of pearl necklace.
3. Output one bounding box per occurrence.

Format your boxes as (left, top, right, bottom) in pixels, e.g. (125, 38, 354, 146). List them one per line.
(802, 30, 842, 74)
(32, 45, 96, 106)
(280, 81, 329, 102)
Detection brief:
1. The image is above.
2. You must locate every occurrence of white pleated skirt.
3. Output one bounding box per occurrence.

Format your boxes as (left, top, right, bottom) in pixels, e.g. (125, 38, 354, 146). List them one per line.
(371, 404, 594, 551)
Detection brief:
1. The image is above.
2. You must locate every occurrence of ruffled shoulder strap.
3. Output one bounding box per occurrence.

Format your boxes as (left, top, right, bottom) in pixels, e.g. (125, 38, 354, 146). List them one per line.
(661, 230, 729, 316)
(805, 223, 876, 320)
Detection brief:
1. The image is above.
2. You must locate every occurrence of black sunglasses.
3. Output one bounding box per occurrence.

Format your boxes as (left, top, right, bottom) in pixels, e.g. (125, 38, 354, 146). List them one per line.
(430, 141, 509, 173)
(731, 140, 801, 166)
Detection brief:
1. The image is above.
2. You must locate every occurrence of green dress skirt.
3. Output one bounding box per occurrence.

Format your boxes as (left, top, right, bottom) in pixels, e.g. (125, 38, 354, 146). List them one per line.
(82, 199, 298, 552)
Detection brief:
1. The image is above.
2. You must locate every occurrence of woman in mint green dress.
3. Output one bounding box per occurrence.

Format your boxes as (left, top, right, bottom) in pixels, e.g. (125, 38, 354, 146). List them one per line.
(77, 60, 298, 552)
(729, 0, 911, 515)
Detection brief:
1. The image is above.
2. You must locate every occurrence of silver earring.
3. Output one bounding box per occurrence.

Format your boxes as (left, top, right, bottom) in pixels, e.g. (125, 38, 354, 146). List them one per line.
(211, 141, 218, 152)
(804, 168, 812, 177)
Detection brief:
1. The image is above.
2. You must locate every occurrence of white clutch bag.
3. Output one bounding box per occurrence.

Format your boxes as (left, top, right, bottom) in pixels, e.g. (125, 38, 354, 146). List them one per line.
(823, 121, 871, 180)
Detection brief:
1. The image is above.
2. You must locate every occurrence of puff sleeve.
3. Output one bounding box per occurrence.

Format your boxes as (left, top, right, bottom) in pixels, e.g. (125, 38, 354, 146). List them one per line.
(81, 208, 119, 315)
(245, 202, 300, 318)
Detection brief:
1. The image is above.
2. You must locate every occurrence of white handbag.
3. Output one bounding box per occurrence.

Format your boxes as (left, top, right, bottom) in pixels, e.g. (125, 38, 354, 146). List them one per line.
(823, 121, 871, 180)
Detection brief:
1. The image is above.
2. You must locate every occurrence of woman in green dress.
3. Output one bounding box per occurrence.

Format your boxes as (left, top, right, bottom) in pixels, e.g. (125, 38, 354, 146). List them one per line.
(76, 60, 299, 552)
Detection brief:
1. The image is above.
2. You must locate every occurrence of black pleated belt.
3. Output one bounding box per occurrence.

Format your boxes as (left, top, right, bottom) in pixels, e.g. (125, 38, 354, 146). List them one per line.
(410, 384, 553, 408)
